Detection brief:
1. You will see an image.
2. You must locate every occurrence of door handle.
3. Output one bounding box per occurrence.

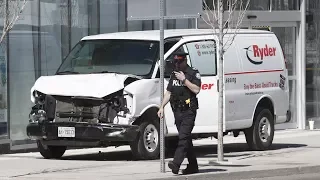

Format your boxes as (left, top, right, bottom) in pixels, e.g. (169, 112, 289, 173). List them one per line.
(217, 79, 219, 92)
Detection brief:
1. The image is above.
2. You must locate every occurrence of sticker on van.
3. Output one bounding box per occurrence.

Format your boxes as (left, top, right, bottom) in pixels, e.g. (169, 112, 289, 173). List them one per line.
(244, 45, 277, 65)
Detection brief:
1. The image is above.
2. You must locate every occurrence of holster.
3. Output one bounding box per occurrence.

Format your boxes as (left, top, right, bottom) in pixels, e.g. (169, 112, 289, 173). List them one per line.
(171, 101, 189, 111)
(171, 97, 197, 111)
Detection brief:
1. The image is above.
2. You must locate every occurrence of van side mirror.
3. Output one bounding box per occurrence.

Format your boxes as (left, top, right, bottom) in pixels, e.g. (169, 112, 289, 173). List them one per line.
(164, 58, 174, 78)
(156, 58, 174, 78)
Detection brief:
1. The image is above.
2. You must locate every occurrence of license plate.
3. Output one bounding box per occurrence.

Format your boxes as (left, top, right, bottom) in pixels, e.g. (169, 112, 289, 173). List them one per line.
(58, 127, 75, 137)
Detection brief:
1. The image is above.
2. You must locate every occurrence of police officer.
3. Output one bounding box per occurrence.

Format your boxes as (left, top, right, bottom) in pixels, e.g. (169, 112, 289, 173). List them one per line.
(157, 52, 201, 175)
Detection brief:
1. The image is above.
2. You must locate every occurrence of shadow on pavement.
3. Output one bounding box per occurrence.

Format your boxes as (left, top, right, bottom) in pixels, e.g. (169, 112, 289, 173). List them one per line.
(166, 168, 227, 177)
(194, 142, 307, 153)
(60, 150, 134, 161)
(199, 163, 251, 167)
(53, 142, 306, 162)
(198, 168, 227, 173)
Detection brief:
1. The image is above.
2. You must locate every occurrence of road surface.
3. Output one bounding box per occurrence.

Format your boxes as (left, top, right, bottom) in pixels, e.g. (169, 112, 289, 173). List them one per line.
(1, 129, 320, 180)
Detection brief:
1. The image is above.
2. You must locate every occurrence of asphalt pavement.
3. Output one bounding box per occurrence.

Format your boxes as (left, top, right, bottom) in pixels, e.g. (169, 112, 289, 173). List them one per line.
(0, 129, 320, 180)
(252, 173, 320, 180)
(151, 166, 320, 180)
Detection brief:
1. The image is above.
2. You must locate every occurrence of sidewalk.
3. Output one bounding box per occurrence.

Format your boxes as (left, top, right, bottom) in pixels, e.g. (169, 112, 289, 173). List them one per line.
(153, 129, 320, 179)
(0, 129, 320, 180)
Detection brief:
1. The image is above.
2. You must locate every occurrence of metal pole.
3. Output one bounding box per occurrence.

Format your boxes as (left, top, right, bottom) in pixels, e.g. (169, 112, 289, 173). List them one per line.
(300, 0, 306, 129)
(217, 0, 224, 162)
(195, 18, 198, 29)
(296, 22, 302, 129)
(159, 0, 166, 173)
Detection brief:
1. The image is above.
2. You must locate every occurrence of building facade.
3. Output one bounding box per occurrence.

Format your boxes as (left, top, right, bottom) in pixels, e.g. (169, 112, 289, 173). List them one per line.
(0, 0, 317, 151)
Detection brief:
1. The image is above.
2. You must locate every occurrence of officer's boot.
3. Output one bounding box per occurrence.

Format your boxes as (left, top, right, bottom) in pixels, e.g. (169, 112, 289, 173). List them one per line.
(168, 161, 179, 174)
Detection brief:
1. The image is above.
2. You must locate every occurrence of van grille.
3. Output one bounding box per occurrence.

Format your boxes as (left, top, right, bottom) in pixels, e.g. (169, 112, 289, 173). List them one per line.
(54, 100, 114, 123)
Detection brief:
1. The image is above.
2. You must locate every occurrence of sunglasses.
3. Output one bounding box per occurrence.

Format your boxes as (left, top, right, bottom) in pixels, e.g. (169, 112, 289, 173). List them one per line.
(173, 56, 186, 64)
(173, 59, 185, 64)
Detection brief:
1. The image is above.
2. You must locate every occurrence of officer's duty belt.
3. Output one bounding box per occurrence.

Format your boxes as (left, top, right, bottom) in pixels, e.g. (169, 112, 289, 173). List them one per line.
(172, 98, 192, 111)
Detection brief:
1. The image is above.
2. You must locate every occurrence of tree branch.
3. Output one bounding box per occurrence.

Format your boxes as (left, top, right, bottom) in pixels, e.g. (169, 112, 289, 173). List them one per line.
(223, 0, 250, 51)
(202, 0, 218, 33)
(0, 0, 28, 44)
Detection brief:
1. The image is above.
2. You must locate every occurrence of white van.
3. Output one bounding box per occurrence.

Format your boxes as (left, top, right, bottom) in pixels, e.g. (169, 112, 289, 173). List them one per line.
(27, 29, 291, 160)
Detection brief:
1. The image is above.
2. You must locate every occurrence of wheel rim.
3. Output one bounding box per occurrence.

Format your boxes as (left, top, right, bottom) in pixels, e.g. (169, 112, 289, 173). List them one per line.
(143, 124, 159, 152)
(258, 117, 271, 143)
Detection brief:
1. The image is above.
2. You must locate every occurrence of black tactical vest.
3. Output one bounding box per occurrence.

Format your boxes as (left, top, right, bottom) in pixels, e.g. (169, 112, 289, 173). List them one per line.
(169, 67, 198, 110)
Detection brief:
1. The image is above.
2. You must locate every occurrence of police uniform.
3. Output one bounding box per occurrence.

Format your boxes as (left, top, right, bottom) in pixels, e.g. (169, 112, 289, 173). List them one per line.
(166, 52, 201, 175)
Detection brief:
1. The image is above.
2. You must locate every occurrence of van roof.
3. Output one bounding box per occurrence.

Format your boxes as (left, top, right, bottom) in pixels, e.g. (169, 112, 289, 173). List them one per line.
(81, 28, 273, 41)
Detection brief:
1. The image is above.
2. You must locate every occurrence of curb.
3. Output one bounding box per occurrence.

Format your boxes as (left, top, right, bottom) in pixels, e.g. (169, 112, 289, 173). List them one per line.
(150, 165, 320, 180)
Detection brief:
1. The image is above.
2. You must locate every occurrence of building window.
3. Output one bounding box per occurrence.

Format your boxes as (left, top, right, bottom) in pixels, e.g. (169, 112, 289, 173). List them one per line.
(306, 0, 320, 120)
(203, 0, 300, 11)
(272, 0, 300, 10)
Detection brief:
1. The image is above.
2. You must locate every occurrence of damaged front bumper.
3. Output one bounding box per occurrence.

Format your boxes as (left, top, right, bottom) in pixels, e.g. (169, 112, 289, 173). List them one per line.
(26, 121, 140, 147)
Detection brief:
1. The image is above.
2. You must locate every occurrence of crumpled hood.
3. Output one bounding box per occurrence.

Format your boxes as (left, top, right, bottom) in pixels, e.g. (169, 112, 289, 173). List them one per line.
(31, 73, 139, 99)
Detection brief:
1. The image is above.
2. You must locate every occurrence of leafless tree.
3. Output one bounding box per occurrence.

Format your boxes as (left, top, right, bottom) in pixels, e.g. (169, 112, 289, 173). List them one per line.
(202, 0, 250, 50)
(202, 0, 250, 162)
(0, 0, 27, 45)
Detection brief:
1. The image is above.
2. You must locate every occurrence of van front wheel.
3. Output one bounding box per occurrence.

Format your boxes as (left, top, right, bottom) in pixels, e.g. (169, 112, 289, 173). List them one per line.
(244, 108, 274, 151)
(37, 140, 67, 159)
(130, 119, 160, 160)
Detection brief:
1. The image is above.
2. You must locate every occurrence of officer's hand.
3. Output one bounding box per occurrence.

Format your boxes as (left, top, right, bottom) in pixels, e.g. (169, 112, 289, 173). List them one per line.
(174, 71, 186, 81)
(157, 108, 164, 119)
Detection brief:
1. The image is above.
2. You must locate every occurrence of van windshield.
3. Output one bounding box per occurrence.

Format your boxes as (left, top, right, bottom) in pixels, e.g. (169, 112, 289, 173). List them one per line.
(56, 39, 159, 76)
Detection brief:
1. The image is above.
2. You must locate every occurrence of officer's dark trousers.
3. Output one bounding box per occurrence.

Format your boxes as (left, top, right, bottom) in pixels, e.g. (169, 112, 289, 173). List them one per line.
(172, 109, 198, 168)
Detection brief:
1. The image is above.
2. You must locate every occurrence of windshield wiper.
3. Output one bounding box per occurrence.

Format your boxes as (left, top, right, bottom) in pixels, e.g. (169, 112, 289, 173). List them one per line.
(96, 71, 110, 73)
(91, 71, 121, 74)
(56, 71, 80, 75)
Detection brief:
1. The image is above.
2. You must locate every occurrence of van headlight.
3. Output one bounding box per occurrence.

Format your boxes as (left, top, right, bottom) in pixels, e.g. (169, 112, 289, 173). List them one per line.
(33, 90, 46, 105)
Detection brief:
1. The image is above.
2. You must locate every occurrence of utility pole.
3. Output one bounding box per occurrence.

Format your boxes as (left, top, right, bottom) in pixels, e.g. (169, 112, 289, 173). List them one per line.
(159, 0, 166, 173)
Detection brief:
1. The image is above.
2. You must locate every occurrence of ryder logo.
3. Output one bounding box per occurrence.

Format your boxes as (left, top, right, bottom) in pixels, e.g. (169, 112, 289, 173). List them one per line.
(244, 45, 277, 65)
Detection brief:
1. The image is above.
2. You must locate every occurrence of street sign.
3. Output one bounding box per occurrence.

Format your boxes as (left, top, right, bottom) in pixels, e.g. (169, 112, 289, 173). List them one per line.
(127, 0, 202, 173)
(127, 0, 202, 21)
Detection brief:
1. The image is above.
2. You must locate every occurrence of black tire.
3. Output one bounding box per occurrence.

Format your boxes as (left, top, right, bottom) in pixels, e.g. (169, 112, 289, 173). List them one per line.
(130, 119, 160, 160)
(244, 108, 275, 151)
(37, 140, 67, 159)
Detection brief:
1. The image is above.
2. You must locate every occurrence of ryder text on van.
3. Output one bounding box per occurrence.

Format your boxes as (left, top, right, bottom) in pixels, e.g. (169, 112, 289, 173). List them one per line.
(253, 45, 276, 60)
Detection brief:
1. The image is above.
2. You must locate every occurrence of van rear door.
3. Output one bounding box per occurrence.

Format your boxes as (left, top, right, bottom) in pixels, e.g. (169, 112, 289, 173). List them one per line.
(233, 33, 289, 125)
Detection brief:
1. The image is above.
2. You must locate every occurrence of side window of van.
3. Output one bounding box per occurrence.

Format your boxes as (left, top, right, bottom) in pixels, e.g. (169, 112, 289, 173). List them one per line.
(185, 40, 217, 76)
